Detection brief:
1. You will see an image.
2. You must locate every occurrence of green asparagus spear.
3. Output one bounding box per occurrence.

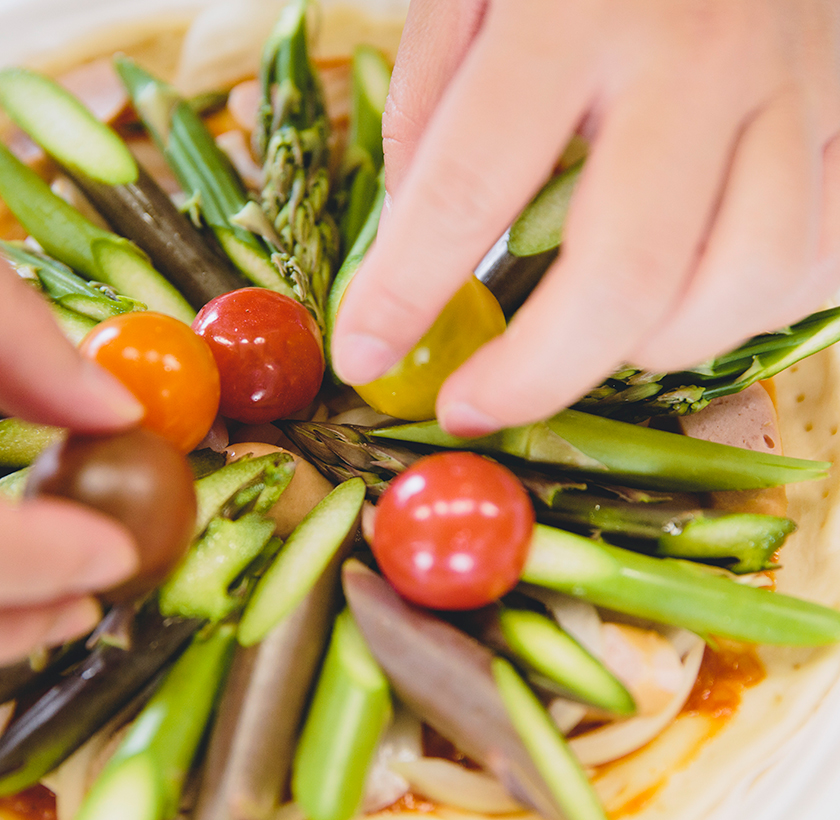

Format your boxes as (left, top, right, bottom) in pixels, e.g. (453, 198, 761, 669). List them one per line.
(575, 306, 840, 421)
(0, 67, 137, 185)
(0, 417, 62, 470)
(496, 607, 635, 716)
(75, 624, 235, 820)
(476, 162, 581, 318)
(493, 657, 608, 820)
(372, 409, 830, 491)
(522, 524, 840, 645)
(0, 606, 201, 796)
(0, 144, 193, 321)
(114, 56, 292, 297)
(338, 46, 391, 252)
(292, 609, 391, 820)
(238, 477, 365, 646)
(540, 490, 794, 573)
(255, 0, 340, 333)
(325, 174, 385, 374)
(2, 69, 242, 309)
(159, 513, 278, 622)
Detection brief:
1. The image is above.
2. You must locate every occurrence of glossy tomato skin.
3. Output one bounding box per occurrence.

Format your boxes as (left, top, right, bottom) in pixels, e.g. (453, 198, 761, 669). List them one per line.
(192, 288, 325, 425)
(25, 427, 197, 603)
(79, 312, 220, 453)
(372, 451, 535, 610)
(354, 277, 505, 421)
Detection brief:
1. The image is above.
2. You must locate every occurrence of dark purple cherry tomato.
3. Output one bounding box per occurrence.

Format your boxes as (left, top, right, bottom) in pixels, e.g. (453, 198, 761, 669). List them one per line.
(26, 427, 197, 603)
(192, 288, 325, 424)
(372, 451, 535, 610)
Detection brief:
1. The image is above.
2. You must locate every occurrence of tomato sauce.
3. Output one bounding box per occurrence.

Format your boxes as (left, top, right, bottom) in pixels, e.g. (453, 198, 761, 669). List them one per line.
(682, 641, 766, 720)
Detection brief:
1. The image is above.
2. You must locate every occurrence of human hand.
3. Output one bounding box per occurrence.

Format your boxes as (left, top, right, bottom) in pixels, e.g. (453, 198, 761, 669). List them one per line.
(0, 262, 142, 664)
(331, 0, 840, 436)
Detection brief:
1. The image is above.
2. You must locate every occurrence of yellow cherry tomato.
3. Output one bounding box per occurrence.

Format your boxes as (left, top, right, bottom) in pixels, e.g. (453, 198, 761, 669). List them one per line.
(353, 277, 506, 420)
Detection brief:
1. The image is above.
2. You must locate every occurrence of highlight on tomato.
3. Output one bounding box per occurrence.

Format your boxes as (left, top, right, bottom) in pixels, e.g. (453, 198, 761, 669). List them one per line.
(79, 311, 220, 453)
(371, 451, 535, 610)
(353, 277, 506, 421)
(192, 287, 325, 425)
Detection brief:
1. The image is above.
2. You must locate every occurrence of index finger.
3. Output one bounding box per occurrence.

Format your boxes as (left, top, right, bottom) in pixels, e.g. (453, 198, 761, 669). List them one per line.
(331, 0, 595, 386)
(0, 259, 142, 431)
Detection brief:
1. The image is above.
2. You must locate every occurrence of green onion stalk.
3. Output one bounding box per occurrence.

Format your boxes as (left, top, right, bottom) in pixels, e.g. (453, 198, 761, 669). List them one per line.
(254, 0, 340, 335)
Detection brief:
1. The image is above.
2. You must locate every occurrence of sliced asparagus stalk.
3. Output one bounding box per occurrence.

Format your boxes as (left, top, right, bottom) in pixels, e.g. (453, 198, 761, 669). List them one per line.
(75, 624, 235, 820)
(193, 546, 345, 820)
(325, 175, 385, 375)
(158, 513, 278, 622)
(0, 417, 63, 470)
(522, 524, 840, 645)
(114, 56, 292, 298)
(0, 67, 137, 185)
(238, 478, 365, 646)
(494, 607, 635, 716)
(292, 608, 391, 820)
(372, 409, 830, 491)
(67, 164, 247, 309)
(338, 46, 391, 252)
(476, 162, 581, 318)
(0, 144, 193, 322)
(540, 491, 794, 573)
(192, 451, 295, 538)
(492, 657, 607, 820)
(342, 559, 569, 820)
(0, 605, 201, 796)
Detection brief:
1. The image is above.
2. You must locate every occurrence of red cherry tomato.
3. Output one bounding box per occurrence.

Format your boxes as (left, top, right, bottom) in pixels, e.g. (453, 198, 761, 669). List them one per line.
(79, 312, 220, 453)
(372, 451, 535, 610)
(192, 288, 325, 424)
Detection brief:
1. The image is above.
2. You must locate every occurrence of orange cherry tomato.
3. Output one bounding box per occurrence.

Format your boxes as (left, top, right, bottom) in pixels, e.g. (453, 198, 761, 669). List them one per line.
(79, 312, 220, 453)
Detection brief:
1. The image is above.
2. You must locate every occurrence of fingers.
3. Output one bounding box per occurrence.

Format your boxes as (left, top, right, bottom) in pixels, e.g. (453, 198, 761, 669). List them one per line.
(0, 496, 137, 604)
(0, 260, 143, 431)
(0, 597, 101, 666)
(331, 0, 596, 385)
(383, 0, 487, 195)
(435, 65, 744, 433)
(632, 92, 823, 371)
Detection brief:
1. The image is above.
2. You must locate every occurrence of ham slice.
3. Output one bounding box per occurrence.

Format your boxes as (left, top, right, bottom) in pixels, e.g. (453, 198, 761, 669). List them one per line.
(676, 382, 788, 516)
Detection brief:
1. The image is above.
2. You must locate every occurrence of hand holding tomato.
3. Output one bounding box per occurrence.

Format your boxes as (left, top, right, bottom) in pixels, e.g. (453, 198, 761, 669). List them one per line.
(0, 261, 142, 663)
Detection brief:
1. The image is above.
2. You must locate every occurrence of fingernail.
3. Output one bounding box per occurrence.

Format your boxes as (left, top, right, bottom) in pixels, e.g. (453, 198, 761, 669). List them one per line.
(81, 361, 144, 423)
(334, 333, 400, 385)
(42, 598, 102, 646)
(438, 402, 502, 437)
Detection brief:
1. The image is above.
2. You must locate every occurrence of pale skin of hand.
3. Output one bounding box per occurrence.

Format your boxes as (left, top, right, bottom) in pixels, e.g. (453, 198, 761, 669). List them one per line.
(331, 0, 840, 436)
(0, 262, 142, 665)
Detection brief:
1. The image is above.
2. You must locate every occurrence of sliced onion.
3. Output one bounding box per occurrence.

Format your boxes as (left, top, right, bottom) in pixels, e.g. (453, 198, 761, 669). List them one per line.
(362, 702, 423, 812)
(600, 622, 685, 716)
(569, 635, 705, 766)
(389, 757, 525, 815)
(548, 698, 588, 734)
